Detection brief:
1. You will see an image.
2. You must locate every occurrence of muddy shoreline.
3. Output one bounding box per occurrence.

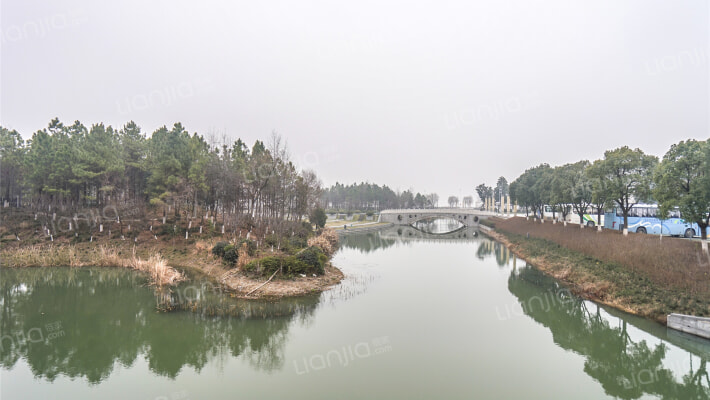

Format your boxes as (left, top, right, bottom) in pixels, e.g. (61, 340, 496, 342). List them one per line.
(217, 263, 344, 299)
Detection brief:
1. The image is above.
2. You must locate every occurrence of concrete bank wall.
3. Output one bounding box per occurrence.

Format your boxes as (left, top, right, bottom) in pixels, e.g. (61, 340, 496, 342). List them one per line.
(667, 313, 710, 340)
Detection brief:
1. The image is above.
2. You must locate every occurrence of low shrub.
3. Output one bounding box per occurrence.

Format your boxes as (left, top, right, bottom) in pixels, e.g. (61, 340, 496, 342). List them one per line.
(289, 236, 307, 249)
(243, 247, 326, 277)
(243, 256, 298, 276)
(302, 220, 314, 231)
(212, 241, 241, 267)
(212, 241, 229, 257)
(296, 246, 327, 274)
(158, 224, 175, 236)
(223, 245, 238, 266)
(264, 234, 279, 247)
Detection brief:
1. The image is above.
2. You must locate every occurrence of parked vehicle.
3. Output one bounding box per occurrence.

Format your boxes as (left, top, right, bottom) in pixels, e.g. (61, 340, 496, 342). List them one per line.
(603, 204, 703, 237)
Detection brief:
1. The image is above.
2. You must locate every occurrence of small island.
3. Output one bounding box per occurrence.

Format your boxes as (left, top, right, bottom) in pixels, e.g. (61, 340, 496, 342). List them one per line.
(0, 121, 345, 299)
(0, 207, 345, 299)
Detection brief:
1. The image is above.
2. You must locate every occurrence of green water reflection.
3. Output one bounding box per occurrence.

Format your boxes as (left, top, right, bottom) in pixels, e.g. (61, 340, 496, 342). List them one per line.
(509, 265, 710, 399)
(0, 268, 317, 383)
(1, 227, 710, 399)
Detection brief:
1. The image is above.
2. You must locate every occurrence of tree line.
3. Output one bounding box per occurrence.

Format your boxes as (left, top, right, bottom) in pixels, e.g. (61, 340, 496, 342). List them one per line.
(445, 195, 474, 208)
(0, 118, 322, 226)
(321, 182, 438, 212)
(506, 141, 710, 240)
(475, 176, 510, 207)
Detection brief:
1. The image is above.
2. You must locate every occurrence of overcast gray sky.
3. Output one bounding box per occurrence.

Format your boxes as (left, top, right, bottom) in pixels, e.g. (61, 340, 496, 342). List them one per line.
(2, 0, 708, 203)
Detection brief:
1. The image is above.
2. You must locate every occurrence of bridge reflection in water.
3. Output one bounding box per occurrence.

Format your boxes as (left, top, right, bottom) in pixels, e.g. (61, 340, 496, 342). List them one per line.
(411, 217, 465, 234)
(339, 225, 481, 253)
(340, 227, 710, 399)
(3, 230, 710, 398)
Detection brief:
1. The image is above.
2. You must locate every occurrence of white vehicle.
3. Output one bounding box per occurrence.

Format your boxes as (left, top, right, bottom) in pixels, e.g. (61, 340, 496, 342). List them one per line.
(542, 205, 605, 227)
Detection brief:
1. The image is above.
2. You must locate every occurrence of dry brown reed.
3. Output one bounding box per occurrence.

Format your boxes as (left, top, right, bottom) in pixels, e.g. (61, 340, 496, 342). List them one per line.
(1, 244, 185, 286)
(495, 217, 710, 295)
(236, 242, 252, 269)
(307, 228, 339, 257)
(128, 247, 185, 286)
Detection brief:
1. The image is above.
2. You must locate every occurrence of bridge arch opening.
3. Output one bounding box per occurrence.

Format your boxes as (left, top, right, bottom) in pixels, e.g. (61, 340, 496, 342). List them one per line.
(411, 217, 465, 234)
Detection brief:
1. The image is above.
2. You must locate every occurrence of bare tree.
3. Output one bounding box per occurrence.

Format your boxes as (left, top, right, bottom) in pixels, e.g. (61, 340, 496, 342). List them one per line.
(426, 193, 439, 208)
(462, 195, 473, 208)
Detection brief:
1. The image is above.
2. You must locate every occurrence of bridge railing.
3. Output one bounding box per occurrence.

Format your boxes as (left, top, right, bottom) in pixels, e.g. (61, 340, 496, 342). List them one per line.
(379, 208, 485, 213)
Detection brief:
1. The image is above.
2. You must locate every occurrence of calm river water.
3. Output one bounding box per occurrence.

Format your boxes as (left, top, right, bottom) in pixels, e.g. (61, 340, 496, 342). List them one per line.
(2, 224, 710, 399)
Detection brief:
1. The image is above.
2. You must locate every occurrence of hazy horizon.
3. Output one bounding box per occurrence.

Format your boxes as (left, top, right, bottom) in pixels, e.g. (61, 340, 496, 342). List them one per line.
(2, 0, 708, 201)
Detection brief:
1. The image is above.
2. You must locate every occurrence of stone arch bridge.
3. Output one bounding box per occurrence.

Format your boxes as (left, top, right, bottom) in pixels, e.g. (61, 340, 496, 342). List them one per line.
(378, 208, 494, 227)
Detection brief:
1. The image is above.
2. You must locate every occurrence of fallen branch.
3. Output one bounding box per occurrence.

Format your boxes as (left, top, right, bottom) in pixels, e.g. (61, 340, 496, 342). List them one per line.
(246, 269, 279, 296)
(219, 268, 239, 282)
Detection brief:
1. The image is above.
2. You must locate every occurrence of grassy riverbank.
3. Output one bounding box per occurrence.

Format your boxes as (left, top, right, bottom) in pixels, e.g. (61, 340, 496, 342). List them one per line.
(3, 244, 186, 286)
(483, 217, 710, 322)
(0, 210, 344, 298)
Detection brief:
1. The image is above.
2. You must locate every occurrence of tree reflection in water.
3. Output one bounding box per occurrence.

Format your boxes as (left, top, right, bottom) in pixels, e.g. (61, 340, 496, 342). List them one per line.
(508, 265, 710, 399)
(476, 241, 512, 267)
(0, 268, 318, 383)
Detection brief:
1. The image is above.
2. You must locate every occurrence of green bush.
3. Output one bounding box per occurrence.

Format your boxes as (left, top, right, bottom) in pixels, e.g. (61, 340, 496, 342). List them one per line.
(244, 256, 283, 275)
(279, 241, 293, 254)
(158, 224, 175, 236)
(223, 246, 239, 266)
(244, 248, 326, 277)
(357, 214, 366, 221)
(212, 241, 229, 257)
(264, 234, 279, 247)
(212, 242, 240, 267)
(299, 221, 314, 237)
(295, 246, 327, 274)
(287, 258, 312, 275)
(289, 236, 307, 249)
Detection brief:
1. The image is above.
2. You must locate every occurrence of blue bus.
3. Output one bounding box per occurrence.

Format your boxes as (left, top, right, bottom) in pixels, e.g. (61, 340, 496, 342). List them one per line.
(603, 204, 705, 237)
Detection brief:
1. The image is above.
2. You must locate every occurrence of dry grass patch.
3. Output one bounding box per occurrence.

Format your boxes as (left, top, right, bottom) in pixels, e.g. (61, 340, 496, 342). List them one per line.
(496, 217, 710, 296)
(307, 228, 339, 257)
(1, 244, 184, 286)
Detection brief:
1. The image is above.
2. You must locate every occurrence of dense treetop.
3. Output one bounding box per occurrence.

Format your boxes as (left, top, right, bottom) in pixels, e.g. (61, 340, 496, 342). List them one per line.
(503, 141, 710, 239)
(0, 119, 322, 222)
(321, 182, 437, 212)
